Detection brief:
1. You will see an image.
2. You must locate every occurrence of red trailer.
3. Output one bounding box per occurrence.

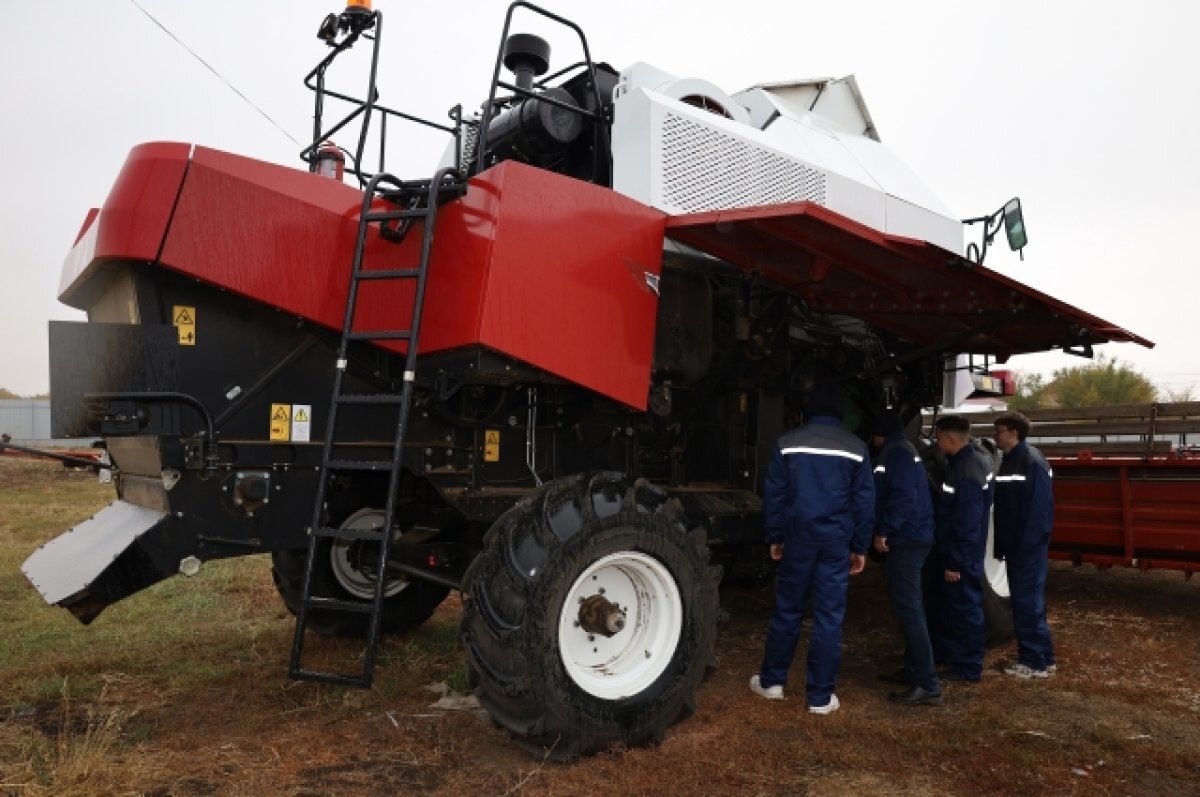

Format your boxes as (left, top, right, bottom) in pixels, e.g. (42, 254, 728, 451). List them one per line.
(955, 404, 1200, 576)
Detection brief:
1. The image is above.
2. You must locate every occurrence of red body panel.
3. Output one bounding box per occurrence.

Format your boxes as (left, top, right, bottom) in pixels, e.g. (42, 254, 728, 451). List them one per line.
(666, 203, 1153, 357)
(64, 146, 666, 409)
(59, 142, 192, 304)
(1049, 457, 1200, 574)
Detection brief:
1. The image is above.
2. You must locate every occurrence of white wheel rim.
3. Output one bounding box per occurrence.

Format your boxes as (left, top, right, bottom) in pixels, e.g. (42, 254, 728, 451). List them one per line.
(329, 508, 410, 600)
(557, 550, 683, 700)
(984, 511, 1011, 598)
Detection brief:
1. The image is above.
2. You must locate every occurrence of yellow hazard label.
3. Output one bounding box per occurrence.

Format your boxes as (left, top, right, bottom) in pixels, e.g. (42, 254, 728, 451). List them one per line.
(270, 404, 291, 441)
(484, 429, 501, 462)
(173, 305, 196, 346)
(294, 408, 309, 423)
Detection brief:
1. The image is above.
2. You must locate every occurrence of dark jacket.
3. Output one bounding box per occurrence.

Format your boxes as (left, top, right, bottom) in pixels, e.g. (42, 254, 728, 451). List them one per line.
(933, 443, 993, 572)
(873, 433, 935, 547)
(993, 440, 1054, 560)
(763, 416, 875, 554)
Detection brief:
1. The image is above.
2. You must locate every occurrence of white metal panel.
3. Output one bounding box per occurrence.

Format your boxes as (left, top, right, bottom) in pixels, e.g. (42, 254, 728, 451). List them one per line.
(58, 212, 99, 305)
(613, 63, 961, 254)
(885, 195, 964, 255)
(806, 79, 875, 139)
(611, 86, 656, 207)
(22, 500, 168, 605)
(838, 133, 956, 218)
(821, 169, 888, 237)
(758, 114, 879, 187)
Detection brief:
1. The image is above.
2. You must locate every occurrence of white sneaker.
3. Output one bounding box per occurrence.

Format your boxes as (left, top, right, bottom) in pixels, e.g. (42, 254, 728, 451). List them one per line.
(749, 675, 784, 701)
(808, 694, 840, 715)
(1045, 664, 1058, 674)
(1004, 663, 1050, 679)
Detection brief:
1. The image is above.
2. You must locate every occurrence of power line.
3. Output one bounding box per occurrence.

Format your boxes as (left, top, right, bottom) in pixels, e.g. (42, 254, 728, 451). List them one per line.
(128, 0, 300, 146)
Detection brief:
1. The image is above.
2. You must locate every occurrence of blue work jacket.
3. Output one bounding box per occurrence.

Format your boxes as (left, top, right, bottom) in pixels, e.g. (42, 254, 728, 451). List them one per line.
(993, 440, 1054, 559)
(933, 443, 993, 573)
(763, 416, 875, 554)
(873, 433, 934, 547)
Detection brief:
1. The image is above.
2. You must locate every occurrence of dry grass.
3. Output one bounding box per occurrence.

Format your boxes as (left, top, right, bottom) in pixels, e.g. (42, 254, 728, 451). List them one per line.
(2, 457, 1199, 796)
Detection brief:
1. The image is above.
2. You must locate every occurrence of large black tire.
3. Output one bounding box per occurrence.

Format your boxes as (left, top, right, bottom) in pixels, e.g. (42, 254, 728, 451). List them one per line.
(271, 508, 450, 637)
(459, 473, 720, 760)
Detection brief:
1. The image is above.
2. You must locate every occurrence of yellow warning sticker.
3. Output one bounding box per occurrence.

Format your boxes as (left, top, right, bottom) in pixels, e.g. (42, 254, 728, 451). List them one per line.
(173, 305, 196, 346)
(270, 404, 291, 441)
(484, 429, 501, 462)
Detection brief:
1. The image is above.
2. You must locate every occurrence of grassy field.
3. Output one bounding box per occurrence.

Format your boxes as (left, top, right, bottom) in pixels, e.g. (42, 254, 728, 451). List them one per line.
(2, 457, 1199, 796)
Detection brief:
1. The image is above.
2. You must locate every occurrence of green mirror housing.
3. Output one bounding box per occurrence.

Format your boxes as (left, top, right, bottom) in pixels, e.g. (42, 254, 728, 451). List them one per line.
(1003, 197, 1027, 252)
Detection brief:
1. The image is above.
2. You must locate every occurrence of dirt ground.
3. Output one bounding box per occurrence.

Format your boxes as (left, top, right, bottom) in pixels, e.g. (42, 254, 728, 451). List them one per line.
(3, 460, 1200, 796)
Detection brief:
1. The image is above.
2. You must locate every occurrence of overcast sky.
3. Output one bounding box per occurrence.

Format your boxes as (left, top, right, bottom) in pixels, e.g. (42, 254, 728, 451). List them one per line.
(2, 0, 1197, 397)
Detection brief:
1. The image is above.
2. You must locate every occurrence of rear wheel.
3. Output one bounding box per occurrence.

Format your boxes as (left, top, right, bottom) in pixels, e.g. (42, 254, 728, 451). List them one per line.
(271, 508, 450, 637)
(459, 473, 719, 760)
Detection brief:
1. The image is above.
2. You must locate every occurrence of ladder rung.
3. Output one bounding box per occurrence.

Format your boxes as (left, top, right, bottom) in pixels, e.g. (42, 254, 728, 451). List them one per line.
(346, 330, 411, 341)
(289, 669, 370, 689)
(365, 208, 428, 222)
(326, 459, 395, 472)
(310, 525, 385, 541)
(304, 596, 375, 614)
(335, 393, 407, 405)
(354, 268, 420, 280)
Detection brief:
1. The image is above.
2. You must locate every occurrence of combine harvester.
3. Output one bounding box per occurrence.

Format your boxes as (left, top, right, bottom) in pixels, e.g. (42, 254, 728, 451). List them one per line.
(23, 1, 1159, 758)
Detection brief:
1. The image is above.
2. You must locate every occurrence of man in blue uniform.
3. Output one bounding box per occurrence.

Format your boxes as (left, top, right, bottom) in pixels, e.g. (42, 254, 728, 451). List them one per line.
(930, 414, 992, 683)
(870, 410, 941, 705)
(750, 382, 875, 714)
(992, 411, 1057, 678)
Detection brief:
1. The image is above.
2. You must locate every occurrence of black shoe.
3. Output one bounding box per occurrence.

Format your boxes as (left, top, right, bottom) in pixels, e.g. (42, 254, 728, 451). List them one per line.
(888, 686, 943, 706)
(940, 670, 980, 683)
(877, 668, 915, 686)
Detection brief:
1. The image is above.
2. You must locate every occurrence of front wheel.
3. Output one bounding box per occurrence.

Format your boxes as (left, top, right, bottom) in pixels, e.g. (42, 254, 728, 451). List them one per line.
(459, 473, 719, 760)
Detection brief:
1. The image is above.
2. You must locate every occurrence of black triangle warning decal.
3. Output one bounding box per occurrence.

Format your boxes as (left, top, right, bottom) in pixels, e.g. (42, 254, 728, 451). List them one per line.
(272, 406, 290, 421)
(174, 308, 194, 324)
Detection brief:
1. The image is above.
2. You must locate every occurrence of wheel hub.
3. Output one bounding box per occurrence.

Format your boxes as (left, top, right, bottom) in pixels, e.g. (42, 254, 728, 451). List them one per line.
(329, 508, 410, 600)
(577, 593, 627, 636)
(557, 550, 683, 700)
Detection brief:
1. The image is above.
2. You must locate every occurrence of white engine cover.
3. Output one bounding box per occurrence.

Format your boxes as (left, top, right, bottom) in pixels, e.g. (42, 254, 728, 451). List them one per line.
(611, 63, 963, 256)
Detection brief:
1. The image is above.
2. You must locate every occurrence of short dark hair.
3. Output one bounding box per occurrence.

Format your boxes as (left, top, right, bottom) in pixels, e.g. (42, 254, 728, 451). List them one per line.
(994, 411, 1031, 440)
(805, 380, 846, 419)
(934, 415, 971, 436)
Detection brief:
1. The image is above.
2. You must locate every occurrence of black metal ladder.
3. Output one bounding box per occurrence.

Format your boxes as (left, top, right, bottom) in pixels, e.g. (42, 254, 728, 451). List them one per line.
(288, 168, 462, 688)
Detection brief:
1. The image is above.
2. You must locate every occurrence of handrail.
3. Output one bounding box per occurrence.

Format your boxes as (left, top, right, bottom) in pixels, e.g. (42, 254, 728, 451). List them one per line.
(473, 1, 610, 182)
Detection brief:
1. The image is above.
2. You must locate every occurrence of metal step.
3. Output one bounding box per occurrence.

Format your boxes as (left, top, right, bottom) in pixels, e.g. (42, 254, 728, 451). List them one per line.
(309, 525, 386, 542)
(365, 208, 429, 222)
(345, 330, 412, 342)
(303, 596, 375, 614)
(326, 459, 395, 472)
(335, 393, 407, 405)
(289, 669, 371, 689)
(353, 268, 421, 280)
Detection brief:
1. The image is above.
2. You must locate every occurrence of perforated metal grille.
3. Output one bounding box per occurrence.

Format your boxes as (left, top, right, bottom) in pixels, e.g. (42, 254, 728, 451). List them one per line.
(659, 112, 827, 212)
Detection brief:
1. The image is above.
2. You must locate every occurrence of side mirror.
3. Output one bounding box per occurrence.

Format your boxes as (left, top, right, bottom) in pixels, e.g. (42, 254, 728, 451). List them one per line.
(1003, 197, 1027, 255)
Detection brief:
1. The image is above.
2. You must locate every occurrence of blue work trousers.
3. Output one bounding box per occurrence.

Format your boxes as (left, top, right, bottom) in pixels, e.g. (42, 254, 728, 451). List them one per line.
(935, 562, 985, 680)
(759, 540, 849, 707)
(885, 544, 939, 692)
(1007, 540, 1056, 669)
